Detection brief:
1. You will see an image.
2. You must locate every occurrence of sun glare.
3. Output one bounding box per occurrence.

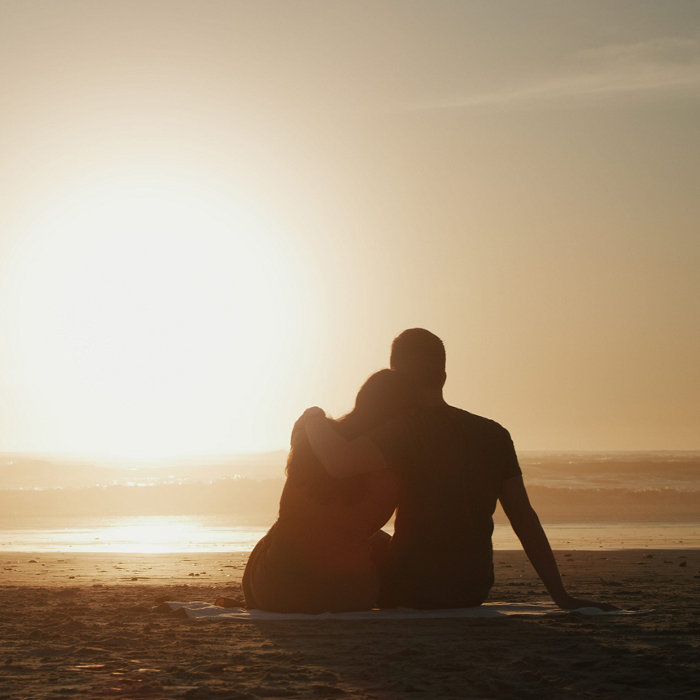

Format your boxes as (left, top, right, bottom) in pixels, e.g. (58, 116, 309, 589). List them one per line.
(8, 169, 315, 458)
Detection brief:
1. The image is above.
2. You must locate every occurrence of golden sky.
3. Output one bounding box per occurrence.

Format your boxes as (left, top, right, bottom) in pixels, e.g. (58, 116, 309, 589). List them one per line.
(0, 1, 698, 458)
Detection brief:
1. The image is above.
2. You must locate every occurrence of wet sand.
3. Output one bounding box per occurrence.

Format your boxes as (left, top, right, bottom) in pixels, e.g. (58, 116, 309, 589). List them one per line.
(1, 549, 699, 698)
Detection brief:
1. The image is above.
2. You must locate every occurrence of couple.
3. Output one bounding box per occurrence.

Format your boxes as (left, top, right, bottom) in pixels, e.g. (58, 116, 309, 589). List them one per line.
(243, 329, 613, 613)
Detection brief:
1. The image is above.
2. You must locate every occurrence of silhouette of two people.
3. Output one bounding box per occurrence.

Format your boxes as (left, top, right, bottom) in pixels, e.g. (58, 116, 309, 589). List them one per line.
(243, 329, 614, 612)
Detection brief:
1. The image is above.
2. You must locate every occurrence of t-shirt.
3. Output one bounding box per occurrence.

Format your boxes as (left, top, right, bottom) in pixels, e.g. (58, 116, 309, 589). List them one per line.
(370, 404, 521, 608)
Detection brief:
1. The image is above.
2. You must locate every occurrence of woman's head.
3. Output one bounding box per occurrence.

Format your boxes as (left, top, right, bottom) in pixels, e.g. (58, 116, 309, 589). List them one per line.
(336, 369, 415, 438)
(285, 369, 415, 500)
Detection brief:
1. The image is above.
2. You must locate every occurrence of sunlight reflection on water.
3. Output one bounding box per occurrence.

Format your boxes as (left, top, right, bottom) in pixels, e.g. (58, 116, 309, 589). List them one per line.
(0, 515, 268, 553)
(0, 515, 699, 552)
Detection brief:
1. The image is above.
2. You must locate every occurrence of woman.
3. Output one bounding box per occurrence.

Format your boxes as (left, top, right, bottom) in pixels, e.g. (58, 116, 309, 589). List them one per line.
(242, 369, 414, 613)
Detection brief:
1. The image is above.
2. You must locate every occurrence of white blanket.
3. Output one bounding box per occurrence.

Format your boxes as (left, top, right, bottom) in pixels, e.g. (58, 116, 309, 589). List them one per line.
(165, 601, 637, 620)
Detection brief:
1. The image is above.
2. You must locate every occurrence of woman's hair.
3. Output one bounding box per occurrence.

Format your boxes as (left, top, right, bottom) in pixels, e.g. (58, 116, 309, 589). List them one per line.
(285, 369, 414, 502)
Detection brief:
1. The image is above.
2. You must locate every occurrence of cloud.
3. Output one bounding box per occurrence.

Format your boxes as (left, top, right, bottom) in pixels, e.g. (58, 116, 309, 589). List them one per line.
(407, 36, 700, 112)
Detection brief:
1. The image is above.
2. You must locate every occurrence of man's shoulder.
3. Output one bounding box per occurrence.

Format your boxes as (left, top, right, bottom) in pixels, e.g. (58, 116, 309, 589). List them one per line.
(446, 405, 512, 440)
(447, 406, 520, 473)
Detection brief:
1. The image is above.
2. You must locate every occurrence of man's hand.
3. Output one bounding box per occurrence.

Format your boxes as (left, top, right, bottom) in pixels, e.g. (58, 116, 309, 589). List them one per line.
(555, 594, 619, 612)
(300, 406, 326, 422)
(500, 477, 620, 613)
(303, 410, 388, 478)
(291, 406, 325, 445)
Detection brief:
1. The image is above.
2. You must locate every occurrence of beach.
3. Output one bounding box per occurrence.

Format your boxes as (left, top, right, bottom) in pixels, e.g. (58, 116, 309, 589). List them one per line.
(1, 0, 698, 697)
(2, 549, 699, 698)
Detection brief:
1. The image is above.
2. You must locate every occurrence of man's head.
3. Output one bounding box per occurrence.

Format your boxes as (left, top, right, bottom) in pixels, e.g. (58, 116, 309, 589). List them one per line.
(390, 328, 446, 391)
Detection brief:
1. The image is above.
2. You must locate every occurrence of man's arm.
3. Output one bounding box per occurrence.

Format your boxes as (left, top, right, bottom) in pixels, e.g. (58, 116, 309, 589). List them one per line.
(302, 408, 388, 478)
(499, 475, 617, 611)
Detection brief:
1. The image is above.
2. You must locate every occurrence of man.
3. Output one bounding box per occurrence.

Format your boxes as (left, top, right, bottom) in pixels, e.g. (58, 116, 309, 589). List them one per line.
(304, 328, 614, 610)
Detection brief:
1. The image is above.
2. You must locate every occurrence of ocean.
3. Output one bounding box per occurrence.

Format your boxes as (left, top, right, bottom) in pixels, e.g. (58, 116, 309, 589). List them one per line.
(0, 451, 698, 552)
(0, 515, 699, 553)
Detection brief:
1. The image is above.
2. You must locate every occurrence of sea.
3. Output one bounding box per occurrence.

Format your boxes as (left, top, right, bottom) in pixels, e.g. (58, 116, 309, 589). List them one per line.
(1, 515, 699, 553)
(0, 451, 698, 552)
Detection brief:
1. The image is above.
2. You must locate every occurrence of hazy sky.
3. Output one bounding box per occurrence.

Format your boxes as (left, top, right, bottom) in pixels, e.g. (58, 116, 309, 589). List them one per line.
(1, 0, 698, 458)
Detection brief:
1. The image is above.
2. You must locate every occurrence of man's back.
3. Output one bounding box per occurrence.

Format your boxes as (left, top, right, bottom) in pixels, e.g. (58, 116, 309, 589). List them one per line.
(373, 404, 521, 608)
(302, 327, 616, 612)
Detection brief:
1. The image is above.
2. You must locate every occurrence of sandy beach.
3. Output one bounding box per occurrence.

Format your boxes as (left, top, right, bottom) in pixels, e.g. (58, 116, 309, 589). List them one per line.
(2, 549, 699, 698)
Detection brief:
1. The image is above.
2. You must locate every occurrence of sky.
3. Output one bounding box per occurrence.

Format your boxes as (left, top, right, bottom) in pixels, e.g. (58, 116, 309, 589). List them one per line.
(0, 0, 698, 459)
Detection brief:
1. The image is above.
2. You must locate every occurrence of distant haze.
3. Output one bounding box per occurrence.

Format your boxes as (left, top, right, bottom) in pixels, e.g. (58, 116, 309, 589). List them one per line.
(1, 1, 698, 460)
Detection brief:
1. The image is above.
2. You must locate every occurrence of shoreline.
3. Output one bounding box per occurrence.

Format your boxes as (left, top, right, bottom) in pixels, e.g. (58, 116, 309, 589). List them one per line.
(2, 518, 700, 554)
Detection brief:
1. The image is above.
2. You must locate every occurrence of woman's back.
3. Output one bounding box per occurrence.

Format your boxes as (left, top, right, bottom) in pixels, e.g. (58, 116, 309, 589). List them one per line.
(242, 370, 412, 612)
(278, 430, 398, 544)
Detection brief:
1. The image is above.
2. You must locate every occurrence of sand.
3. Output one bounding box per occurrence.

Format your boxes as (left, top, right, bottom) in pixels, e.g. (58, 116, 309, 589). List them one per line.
(1, 549, 699, 698)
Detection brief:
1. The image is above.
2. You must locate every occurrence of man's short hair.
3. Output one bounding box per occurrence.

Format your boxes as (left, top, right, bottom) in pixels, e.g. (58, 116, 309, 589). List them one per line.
(390, 328, 446, 386)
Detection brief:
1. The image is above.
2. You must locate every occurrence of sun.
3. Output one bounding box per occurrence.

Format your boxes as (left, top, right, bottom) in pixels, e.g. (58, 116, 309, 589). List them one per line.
(8, 168, 316, 458)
